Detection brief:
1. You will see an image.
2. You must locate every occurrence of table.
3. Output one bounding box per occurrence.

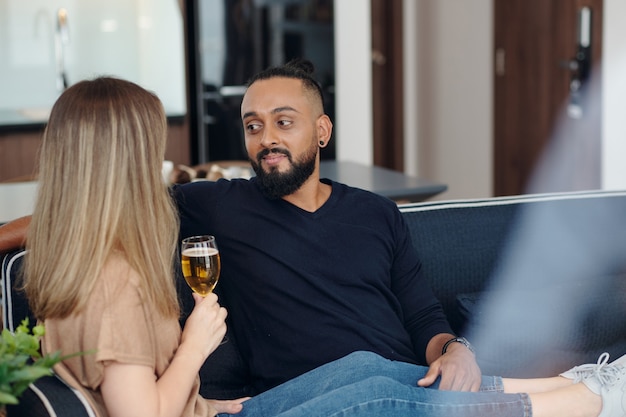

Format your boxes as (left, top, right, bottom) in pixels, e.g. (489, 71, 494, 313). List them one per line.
(320, 161, 447, 203)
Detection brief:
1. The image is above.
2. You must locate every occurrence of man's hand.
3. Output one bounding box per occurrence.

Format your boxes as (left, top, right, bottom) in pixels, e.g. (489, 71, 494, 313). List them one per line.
(418, 338, 482, 391)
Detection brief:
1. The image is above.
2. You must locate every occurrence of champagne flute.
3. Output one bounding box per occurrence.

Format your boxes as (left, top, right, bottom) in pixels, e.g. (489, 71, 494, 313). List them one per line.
(181, 235, 228, 344)
(181, 235, 221, 296)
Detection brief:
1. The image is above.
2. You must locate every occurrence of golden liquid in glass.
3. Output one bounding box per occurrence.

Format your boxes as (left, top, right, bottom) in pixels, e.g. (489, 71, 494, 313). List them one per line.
(181, 247, 221, 296)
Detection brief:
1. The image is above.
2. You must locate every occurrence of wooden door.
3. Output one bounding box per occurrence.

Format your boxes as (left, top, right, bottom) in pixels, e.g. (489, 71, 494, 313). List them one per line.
(494, 0, 603, 196)
(371, 0, 404, 171)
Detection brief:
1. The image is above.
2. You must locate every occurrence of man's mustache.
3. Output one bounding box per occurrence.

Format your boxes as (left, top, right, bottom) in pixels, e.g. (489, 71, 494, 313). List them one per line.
(256, 148, 292, 162)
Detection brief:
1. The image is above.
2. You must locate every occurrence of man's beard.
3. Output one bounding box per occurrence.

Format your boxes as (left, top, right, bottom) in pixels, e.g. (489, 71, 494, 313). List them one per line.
(251, 142, 318, 200)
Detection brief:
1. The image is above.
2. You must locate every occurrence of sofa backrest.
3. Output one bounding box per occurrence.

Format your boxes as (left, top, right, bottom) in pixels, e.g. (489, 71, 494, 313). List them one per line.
(398, 189, 626, 334)
(399, 197, 517, 333)
(2, 249, 34, 331)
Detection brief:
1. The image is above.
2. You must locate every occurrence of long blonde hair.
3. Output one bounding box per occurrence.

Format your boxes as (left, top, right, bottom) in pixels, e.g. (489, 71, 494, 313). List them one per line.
(24, 77, 180, 319)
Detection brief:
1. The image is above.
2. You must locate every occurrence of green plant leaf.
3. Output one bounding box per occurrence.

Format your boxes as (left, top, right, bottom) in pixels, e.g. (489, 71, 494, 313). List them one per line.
(0, 390, 19, 405)
(8, 366, 54, 383)
(0, 318, 89, 406)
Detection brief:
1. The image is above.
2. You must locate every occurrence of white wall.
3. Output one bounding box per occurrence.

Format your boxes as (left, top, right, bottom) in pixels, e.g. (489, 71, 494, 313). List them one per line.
(402, 0, 419, 178)
(410, 0, 493, 200)
(333, 0, 372, 165)
(602, 0, 626, 190)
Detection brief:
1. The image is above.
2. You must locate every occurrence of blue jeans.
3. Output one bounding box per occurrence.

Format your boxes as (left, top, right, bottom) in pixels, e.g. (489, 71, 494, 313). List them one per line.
(219, 351, 532, 417)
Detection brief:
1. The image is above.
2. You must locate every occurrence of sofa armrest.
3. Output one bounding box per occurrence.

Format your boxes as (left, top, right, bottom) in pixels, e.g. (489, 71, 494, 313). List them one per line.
(6, 374, 95, 417)
(2, 248, 35, 332)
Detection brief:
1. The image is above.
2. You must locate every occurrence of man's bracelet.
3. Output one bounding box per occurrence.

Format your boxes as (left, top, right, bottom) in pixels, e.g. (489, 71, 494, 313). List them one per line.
(442, 336, 475, 355)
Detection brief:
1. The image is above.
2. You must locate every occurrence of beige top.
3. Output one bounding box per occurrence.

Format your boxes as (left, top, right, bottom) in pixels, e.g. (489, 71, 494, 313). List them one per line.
(41, 256, 213, 417)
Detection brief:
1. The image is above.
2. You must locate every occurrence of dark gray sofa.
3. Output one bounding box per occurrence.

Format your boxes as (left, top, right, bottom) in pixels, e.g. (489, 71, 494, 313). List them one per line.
(3, 189, 626, 416)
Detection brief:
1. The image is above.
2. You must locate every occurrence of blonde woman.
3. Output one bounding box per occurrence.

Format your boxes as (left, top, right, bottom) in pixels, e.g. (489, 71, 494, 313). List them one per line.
(22, 77, 245, 417)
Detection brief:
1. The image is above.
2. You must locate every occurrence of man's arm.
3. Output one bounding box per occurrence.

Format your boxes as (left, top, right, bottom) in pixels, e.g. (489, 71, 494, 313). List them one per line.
(388, 207, 482, 391)
(418, 332, 482, 392)
(0, 215, 31, 253)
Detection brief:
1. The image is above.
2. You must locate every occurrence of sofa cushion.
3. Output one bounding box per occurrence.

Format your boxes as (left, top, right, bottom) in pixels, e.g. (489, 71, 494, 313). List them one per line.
(456, 275, 626, 351)
(459, 284, 626, 378)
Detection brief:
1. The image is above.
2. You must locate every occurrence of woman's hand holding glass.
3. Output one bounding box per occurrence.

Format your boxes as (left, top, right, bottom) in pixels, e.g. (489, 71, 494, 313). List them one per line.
(180, 235, 228, 345)
(180, 292, 228, 361)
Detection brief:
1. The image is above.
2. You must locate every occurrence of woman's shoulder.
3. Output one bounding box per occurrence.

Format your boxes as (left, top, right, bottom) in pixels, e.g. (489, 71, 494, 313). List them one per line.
(97, 253, 141, 297)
